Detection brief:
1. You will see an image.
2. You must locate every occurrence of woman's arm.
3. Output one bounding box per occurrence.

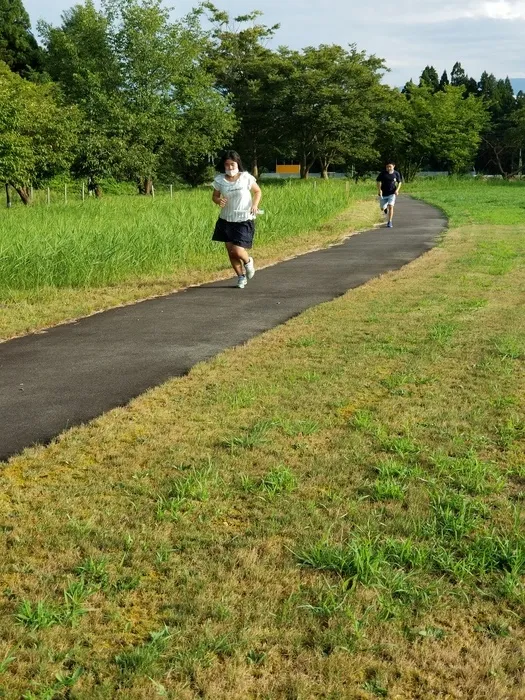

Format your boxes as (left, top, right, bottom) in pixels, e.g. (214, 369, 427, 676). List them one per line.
(213, 188, 227, 207)
(250, 181, 262, 213)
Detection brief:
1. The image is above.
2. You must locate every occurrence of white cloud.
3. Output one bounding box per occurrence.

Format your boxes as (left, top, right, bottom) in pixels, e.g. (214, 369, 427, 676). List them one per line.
(384, 0, 525, 23)
(478, 0, 525, 19)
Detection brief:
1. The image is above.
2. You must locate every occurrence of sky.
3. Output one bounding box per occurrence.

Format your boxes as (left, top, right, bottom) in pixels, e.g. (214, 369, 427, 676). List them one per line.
(23, 0, 525, 88)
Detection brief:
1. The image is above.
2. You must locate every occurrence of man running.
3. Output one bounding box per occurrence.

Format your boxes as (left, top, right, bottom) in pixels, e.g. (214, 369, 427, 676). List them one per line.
(376, 162, 403, 228)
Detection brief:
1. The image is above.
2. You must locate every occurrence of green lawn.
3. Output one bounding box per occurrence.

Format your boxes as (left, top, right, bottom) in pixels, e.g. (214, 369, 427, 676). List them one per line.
(407, 175, 525, 226)
(0, 178, 524, 698)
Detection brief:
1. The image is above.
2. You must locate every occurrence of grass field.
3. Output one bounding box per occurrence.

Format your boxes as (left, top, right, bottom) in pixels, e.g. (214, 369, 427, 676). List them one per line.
(0, 180, 378, 341)
(0, 178, 524, 698)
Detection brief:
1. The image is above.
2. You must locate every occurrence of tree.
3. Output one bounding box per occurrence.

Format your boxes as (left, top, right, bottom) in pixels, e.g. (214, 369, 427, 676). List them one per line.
(277, 44, 386, 178)
(40, 0, 235, 192)
(477, 73, 519, 176)
(388, 83, 488, 179)
(0, 0, 43, 77)
(431, 86, 488, 172)
(438, 70, 449, 91)
(450, 61, 467, 88)
(419, 65, 439, 92)
(202, 3, 281, 177)
(0, 61, 79, 204)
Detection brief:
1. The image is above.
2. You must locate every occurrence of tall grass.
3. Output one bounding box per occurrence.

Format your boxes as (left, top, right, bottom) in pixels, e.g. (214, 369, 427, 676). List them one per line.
(0, 180, 361, 294)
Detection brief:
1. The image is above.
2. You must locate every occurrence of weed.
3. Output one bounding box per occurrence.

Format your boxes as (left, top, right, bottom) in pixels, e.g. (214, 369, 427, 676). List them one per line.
(275, 418, 320, 436)
(74, 556, 109, 589)
(431, 451, 505, 495)
(428, 321, 456, 344)
(155, 545, 175, 565)
(288, 336, 317, 348)
(297, 537, 386, 585)
(374, 457, 414, 481)
(495, 417, 525, 449)
(246, 649, 267, 664)
(15, 600, 60, 630)
(417, 626, 446, 640)
(110, 575, 141, 593)
(381, 569, 434, 612)
(382, 538, 430, 571)
(222, 419, 275, 450)
(493, 335, 525, 360)
(115, 626, 171, 678)
(259, 465, 297, 497)
(299, 579, 351, 618)
(379, 434, 420, 460)
(424, 492, 486, 541)
(381, 372, 415, 396)
(362, 677, 388, 697)
(350, 409, 376, 432)
(369, 477, 406, 501)
(0, 649, 16, 674)
(168, 466, 214, 502)
(478, 621, 512, 639)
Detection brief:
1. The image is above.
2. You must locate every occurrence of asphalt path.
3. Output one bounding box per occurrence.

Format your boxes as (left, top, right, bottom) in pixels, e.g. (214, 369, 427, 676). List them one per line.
(0, 196, 447, 461)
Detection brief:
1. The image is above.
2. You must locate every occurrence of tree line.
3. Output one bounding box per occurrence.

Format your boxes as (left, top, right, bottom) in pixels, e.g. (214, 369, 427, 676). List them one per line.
(1, 0, 525, 203)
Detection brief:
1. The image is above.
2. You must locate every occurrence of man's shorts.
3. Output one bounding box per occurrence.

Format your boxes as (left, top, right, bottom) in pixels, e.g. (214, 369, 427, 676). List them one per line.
(212, 218, 255, 248)
(379, 194, 396, 210)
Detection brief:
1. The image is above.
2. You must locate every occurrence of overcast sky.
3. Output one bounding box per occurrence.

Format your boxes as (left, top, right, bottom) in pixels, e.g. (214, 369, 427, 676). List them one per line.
(23, 0, 525, 86)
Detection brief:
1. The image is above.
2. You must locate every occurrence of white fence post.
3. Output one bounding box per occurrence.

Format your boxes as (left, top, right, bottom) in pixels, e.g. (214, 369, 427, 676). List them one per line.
(65, 184, 68, 204)
(170, 184, 173, 200)
(82, 183, 85, 201)
(47, 187, 50, 205)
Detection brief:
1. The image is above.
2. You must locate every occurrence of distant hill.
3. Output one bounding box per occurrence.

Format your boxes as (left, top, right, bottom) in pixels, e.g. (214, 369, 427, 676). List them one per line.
(511, 78, 525, 95)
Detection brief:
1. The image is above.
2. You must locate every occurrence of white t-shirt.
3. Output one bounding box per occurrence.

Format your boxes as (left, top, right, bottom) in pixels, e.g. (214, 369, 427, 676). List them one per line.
(213, 171, 257, 222)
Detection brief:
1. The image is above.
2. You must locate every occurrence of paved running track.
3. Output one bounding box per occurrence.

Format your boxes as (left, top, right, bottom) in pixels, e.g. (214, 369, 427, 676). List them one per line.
(0, 197, 446, 462)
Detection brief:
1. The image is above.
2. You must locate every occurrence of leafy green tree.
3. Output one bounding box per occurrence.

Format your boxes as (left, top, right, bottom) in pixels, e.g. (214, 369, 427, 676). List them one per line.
(387, 83, 487, 179)
(431, 85, 487, 172)
(40, 0, 235, 191)
(477, 73, 519, 176)
(0, 0, 43, 77)
(202, 3, 281, 177)
(0, 61, 79, 204)
(277, 44, 385, 178)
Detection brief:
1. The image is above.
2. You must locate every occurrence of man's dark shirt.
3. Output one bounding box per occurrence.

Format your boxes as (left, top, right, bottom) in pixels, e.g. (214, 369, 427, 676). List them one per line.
(376, 170, 402, 195)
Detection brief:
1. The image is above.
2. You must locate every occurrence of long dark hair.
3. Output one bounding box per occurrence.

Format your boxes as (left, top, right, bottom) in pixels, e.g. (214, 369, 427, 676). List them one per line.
(218, 150, 244, 172)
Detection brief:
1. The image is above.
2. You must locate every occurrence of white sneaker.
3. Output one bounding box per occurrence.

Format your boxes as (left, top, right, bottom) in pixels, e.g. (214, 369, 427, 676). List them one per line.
(245, 257, 255, 280)
(237, 275, 247, 288)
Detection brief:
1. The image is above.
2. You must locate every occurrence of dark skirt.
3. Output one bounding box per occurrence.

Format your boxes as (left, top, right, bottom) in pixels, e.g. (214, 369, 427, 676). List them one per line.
(212, 218, 255, 248)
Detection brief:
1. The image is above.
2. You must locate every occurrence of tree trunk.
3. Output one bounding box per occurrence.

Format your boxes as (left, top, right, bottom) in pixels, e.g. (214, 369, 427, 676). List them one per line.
(143, 178, 153, 196)
(5, 183, 12, 208)
(88, 177, 102, 198)
(321, 166, 329, 180)
(252, 160, 259, 179)
(14, 185, 31, 205)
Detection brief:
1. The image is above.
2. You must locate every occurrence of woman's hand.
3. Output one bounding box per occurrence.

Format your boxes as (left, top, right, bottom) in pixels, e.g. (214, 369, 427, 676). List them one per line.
(219, 196, 228, 208)
(250, 203, 259, 215)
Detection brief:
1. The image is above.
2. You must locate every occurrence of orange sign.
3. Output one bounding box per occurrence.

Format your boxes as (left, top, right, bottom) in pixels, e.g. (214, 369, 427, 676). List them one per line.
(276, 164, 301, 174)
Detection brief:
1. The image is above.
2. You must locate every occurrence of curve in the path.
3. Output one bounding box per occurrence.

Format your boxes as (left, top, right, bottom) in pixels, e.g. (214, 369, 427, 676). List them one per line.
(0, 196, 446, 461)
